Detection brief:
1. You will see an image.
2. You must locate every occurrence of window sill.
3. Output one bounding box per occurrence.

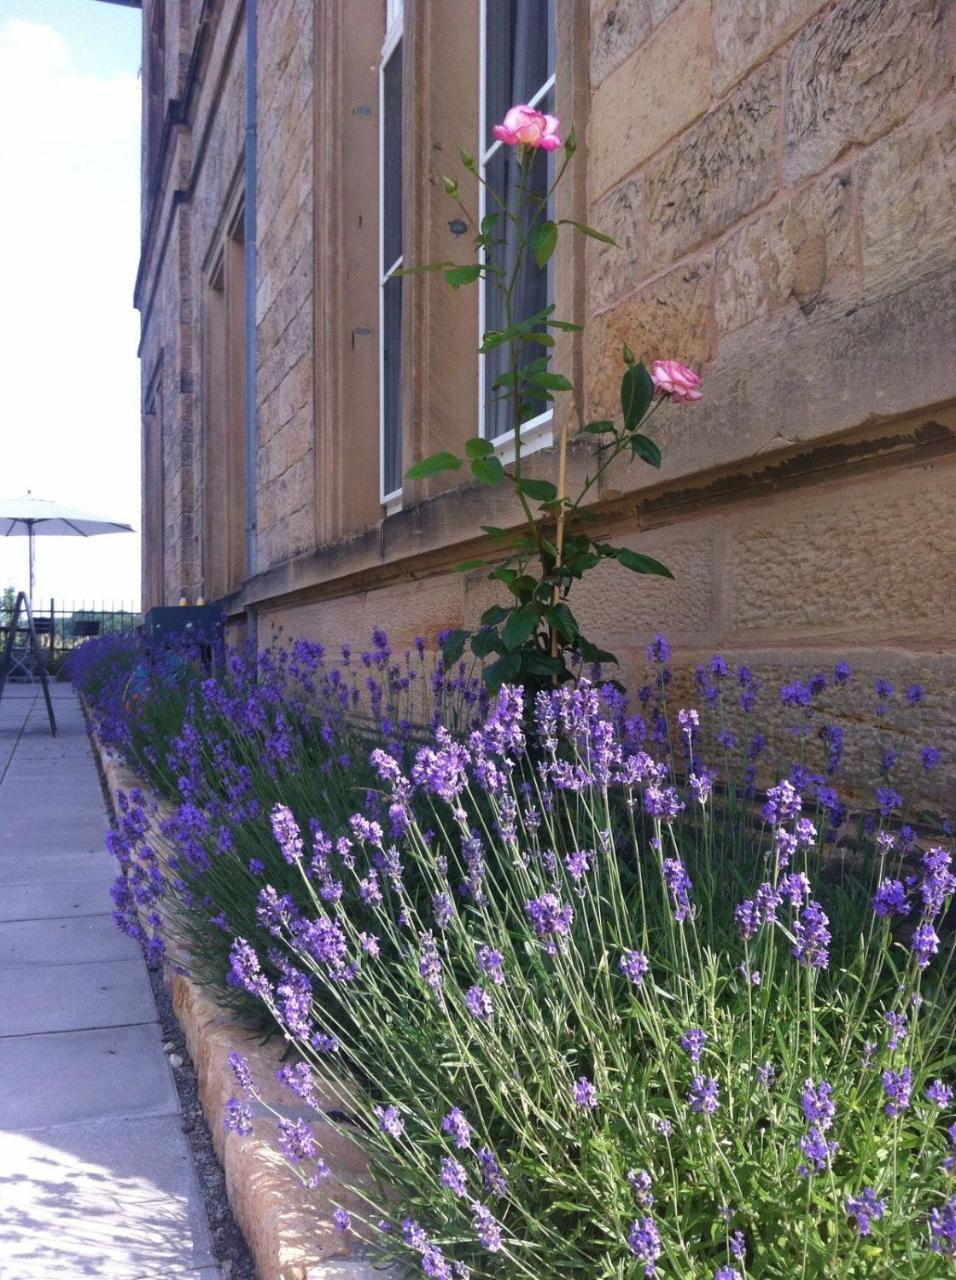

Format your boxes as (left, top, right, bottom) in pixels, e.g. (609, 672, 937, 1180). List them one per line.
(486, 412, 554, 467)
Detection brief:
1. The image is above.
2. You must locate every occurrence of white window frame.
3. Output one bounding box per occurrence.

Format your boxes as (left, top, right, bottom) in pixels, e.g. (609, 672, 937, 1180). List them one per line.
(379, 7, 404, 511)
(477, 0, 556, 466)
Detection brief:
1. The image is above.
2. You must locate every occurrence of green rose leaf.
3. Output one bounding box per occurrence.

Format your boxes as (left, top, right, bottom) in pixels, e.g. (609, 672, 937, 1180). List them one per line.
(578, 637, 619, 664)
(583, 420, 615, 435)
(543, 603, 580, 642)
(441, 628, 468, 667)
(621, 361, 655, 430)
(405, 451, 462, 480)
(558, 217, 616, 246)
(530, 219, 558, 268)
(502, 604, 540, 651)
(516, 477, 558, 503)
(484, 651, 522, 691)
(452, 559, 486, 573)
(480, 212, 498, 236)
(471, 627, 501, 659)
(471, 456, 504, 485)
(630, 434, 661, 468)
(444, 264, 482, 288)
(614, 546, 673, 578)
(480, 604, 510, 626)
(527, 371, 573, 392)
(465, 437, 495, 460)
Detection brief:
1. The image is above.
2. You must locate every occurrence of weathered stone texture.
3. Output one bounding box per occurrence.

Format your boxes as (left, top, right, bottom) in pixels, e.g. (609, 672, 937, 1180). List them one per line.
(724, 463, 956, 644)
(588, 174, 644, 313)
(589, 0, 712, 198)
(713, 0, 826, 94)
(585, 259, 714, 421)
(785, 0, 951, 183)
(716, 169, 858, 335)
(644, 60, 779, 271)
(590, 0, 652, 85)
(860, 99, 956, 300)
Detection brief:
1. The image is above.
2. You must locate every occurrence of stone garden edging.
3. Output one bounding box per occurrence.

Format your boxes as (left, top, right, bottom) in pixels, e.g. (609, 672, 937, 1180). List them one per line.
(90, 732, 400, 1280)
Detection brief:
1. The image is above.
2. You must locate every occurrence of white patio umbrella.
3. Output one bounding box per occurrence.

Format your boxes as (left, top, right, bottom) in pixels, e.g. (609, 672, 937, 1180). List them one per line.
(0, 492, 134, 601)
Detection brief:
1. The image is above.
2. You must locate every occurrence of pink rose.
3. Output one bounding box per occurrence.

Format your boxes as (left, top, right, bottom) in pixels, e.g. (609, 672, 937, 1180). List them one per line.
(492, 104, 561, 151)
(650, 359, 702, 403)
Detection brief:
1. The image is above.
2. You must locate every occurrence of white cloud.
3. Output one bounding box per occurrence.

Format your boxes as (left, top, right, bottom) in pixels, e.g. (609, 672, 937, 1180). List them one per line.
(0, 18, 142, 607)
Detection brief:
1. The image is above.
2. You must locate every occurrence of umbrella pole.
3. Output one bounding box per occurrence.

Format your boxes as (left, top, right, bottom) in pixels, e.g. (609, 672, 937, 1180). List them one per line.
(28, 522, 35, 602)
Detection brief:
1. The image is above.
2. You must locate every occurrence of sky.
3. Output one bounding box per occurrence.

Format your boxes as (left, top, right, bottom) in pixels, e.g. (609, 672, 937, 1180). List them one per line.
(0, 0, 142, 609)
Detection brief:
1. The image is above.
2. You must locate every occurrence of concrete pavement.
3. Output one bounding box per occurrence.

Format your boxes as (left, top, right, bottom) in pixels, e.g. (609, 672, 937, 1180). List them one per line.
(0, 685, 219, 1279)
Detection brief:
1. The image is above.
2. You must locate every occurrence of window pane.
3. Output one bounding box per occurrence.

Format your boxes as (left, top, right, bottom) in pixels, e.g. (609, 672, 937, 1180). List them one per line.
(383, 42, 403, 270)
(483, 89, 554, 439)
(382, 272, 403, 496)
(484, 0, 555, 147)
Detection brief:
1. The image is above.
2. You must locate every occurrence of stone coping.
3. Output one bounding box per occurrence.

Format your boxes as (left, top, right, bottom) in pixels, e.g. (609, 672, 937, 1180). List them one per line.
(90, 730, 401, 1280)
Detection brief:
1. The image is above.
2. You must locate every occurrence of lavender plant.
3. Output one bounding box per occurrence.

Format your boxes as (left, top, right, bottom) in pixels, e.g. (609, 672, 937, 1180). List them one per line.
(217, 657, 955, 1278)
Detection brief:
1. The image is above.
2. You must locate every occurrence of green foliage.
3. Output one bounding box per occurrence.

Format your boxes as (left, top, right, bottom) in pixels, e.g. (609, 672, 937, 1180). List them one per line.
(405, 127, 690, 699)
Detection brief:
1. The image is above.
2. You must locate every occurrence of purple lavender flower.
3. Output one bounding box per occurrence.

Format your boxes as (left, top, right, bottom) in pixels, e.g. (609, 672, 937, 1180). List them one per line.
(756, 1062, 775, 1089)
(885, 1010, 909, 1051)
(332, 1208, 350, 1231)
(662, 858, 693, 923)
(922, 746, 941, 770)
(270, 803, 303, 864)
(833, 660, 852, 684)
(799, 1125, 838, 1176)
(906, 683, 925, 705)
(419, 932, 444, 991)
(929, 1194, 956, 1258)
(762, 779, 802, 824)
(465, 984, 493, 1021)
(680, 1028, 708, 1064)
(375, 1105, 404, 1138)
(628, 1217, 661, 1276)
(801, 1080, 836, 1131)
(926, 1080, 953, 1108)
(872, 879, 910, 919)
(844, 1186, 885, 1236)
(228, 1052, 256, 1095)
(432, 892, 454, 929)
(440, 1156, 468, 1198)
(627, 1169, 654, 1208)
(687, 1075, 720, 1114)
(875, 786, 903, 818)
(227, 938, 271, 998)
(573, 1076, 598, 1109)
(441, 1106, 473, 1150)
(472, 1203, 502, 1252)
(714, 1270, 742, 1280)
(478, 1147, 507, 1196)
(619, 949, 649, 986)
(248, 857, 265, 876)
(912, 922, 940, 969)
(883, 1067, 913, 1118)
(477, 945, 504, 986)
(792, 900, 831, 969)
(224, 1098, 253, 1135)
(646, 635, 670, 663)
(565, 848, 591, 885)
(644, 785, 684, 822)
(731, 1230, 746, 1260)
(525, 893, 574, 949)
(278, 1117, 317, 1163)
(678, 708, 700, 735)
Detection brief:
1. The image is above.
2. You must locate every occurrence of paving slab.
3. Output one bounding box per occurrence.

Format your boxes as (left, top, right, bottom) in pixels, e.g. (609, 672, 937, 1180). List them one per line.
(0, 1023, 179, 1131)
(0, 1118, 216, 1278)
(1, 958, 157, 1036)
(0, 848, 115, 887)
(0, 878, 115, 922)
(0, 914, 141, 969)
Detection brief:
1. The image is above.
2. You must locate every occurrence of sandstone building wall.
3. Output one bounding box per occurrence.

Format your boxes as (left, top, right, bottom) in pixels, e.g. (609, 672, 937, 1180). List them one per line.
(137, 0, 956, 794)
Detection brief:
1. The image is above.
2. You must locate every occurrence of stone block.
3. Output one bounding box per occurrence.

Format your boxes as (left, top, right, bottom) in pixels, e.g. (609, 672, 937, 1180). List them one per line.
(644, 60, 779, 270)
(570, 518, 722, 651)
(716, 168, 858, 336)
(723, 462, 956, 645)
(589, 0, 711, 198)
(590, 0, 652, 85)
(785, 0, 950, 183)
(588, 174, 644, 313)
(585, 258, 714, 422)
(860, 100, 956, 300)
(713, 0, 827, 94)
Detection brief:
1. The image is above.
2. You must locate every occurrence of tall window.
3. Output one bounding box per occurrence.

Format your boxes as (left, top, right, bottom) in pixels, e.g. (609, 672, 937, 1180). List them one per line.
(143, 371, 165, 609)
(202, 204, 246, 599)
(380, 2, 404, 504)
(480, 0, 556, 441)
